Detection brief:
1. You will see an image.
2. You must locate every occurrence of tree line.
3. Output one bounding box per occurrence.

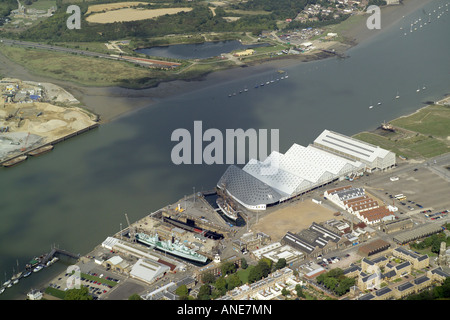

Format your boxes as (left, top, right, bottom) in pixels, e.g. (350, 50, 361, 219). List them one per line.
(176, 257, 288, 300)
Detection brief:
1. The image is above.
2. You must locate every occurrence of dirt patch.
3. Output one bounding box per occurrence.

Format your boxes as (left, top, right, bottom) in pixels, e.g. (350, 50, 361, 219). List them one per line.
(86, 2, 149, 14)
(86, 7, 193, 24)
(252, 200, 337, 241)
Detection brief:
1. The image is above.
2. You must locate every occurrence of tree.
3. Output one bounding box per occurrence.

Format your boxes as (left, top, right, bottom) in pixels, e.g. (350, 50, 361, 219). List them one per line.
(175, 284, 189, 300)
(274, 258, 286, 271)
(197, 284, 211, 300)
(241, 258, 248, 269)
(295, 284, 305, 298)
(221, 261, 237, 276)
(215, 276, 228, 295)
(64, 286, 93, 300)
(202, 272, 216, 284)
(227, 273, 242, 290)
(128, 293, 142, 300)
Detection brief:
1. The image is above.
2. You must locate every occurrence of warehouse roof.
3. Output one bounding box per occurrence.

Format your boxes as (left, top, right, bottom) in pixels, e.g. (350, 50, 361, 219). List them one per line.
(130, 258, 170, 284)
(314, 129, 391, 163)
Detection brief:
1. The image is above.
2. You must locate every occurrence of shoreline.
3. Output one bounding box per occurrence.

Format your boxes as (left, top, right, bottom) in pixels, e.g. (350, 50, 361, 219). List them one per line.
(0, 0, 434, 124)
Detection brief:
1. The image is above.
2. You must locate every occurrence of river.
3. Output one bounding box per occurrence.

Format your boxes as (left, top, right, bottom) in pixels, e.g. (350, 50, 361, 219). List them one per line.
(0, 0, 449, 299)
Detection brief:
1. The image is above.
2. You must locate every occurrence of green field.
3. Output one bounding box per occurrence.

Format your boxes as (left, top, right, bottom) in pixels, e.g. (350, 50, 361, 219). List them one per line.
(0, 44, 169, 88)
(26, 0, 56, 10)
(353, 104, 450, 160)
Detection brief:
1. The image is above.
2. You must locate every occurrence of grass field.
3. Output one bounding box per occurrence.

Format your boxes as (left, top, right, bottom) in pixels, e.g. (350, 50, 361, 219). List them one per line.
(0, 44, 167, 88)
(25, 0, 56, 10)
(353, 104, 450, 160)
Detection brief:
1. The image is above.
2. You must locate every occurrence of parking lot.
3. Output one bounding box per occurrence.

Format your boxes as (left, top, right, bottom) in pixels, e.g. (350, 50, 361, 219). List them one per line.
(355, 162, 450, 220)
(47, 258, 127, 300)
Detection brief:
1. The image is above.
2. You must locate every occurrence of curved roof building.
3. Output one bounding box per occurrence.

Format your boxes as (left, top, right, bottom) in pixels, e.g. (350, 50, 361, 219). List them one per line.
(217, 132, 370, 211)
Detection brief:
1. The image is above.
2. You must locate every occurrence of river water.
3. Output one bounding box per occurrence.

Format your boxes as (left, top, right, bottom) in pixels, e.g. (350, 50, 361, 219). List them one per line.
(1, 0, 449, 299)
(135, 40, 271, 59)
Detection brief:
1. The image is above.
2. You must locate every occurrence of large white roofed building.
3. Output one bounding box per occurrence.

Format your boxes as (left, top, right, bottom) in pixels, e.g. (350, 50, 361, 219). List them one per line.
(217, 132, 367, 211)
(313, 129, 396, 171)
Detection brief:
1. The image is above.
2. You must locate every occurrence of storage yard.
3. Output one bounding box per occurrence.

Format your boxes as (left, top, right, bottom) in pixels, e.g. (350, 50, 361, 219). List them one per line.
(0, 78, 98, 166)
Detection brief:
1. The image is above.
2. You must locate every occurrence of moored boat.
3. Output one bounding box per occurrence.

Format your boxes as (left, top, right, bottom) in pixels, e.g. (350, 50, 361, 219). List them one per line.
(2, 155, 27, 167)
(135, 233, 208, 263)
(28, 145, 53, 157)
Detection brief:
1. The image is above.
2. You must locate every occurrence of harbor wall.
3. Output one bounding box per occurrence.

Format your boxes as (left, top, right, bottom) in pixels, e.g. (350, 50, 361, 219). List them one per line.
(0, 123, 99, 167)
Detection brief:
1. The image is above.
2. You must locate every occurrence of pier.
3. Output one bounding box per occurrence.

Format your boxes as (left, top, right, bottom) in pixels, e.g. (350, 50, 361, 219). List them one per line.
(320, 49, 349, 59)
(0, 123, 99, 167)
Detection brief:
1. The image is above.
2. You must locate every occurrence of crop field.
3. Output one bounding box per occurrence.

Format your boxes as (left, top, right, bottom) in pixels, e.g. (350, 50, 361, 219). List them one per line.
(85, 7, 192, 23)
(85, 2, 149, 14)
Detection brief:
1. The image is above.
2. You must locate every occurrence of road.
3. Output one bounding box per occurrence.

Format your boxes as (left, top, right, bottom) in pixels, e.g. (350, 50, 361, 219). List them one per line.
(0, 38, 151, 68)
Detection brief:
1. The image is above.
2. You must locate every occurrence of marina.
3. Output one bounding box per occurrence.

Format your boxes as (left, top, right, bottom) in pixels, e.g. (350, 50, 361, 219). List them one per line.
(0, 248, 75, 295)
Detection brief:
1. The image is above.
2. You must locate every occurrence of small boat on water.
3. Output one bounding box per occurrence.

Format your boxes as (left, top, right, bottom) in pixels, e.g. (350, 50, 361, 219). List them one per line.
(2, 155, 27, 168)
(33, 265, 43, 273)
(0, 287, 4, 295)
(23, 271, 31, 278)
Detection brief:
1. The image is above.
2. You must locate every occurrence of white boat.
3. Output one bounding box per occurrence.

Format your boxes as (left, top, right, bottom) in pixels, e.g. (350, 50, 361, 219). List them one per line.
(0, 287, 5, 295)
(416, 86, 420, 92)
(3, 280, 11, 287)
(33, 265, 43, 273)
(12, 279, 19, 285)
(377, 102, 382, 105)
(23, 271, 31, 278)
(395, 91, 400, 99)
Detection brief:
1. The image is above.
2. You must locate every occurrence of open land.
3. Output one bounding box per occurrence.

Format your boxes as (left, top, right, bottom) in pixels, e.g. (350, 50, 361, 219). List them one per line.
(252, 200, 337, 241)
(85, 8, 193, 24)
(0, 78, 98, 163)
(354, 103, 450, 160)
(85, 2, 149, 14)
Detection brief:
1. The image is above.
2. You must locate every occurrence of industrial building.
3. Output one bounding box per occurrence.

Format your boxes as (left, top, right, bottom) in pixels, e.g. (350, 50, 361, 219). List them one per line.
(217, 131, 369, 211)
(324, 185, 395, 225)
(313, 129, 396, 172)
(280, 222, 347, 258)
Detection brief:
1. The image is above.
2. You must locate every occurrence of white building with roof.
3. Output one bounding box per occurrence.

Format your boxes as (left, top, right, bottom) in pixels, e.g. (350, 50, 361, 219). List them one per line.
(130, 259, 170, 284)
(217, 137, 365, 211)
(313, 129, 396, 172)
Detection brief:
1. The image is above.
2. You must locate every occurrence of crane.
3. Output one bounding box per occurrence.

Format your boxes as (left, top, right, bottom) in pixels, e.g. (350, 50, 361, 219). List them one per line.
(20, 132, 30, 152)
(125, 213, 135, 243)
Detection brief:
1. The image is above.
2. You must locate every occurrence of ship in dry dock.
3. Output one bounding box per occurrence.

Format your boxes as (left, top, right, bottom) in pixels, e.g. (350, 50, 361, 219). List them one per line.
(216, 197, 239, 221)
(135, 232, 208, 263)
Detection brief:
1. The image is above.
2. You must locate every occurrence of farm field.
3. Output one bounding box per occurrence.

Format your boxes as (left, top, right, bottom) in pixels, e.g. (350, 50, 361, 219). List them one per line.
(85, 7, 193, 23)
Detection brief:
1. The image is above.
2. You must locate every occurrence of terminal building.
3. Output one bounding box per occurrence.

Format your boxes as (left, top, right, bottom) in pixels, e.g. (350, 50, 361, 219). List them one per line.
(217, 129, 394, 211)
